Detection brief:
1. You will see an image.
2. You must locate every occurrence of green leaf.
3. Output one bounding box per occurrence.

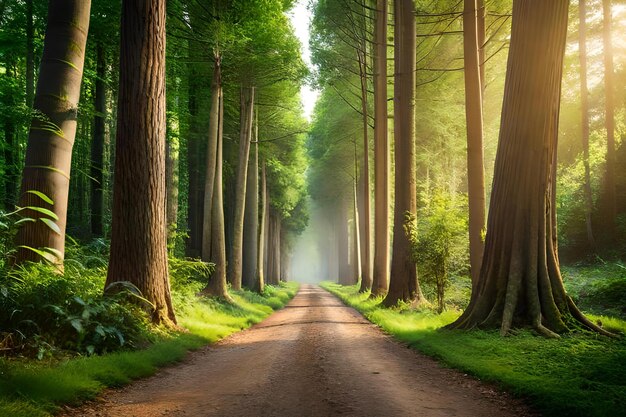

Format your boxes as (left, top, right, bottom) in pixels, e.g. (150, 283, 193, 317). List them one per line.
(40, 218, 61, 234)
(70, 318, 83, 334)
(25, 190, 54, 205)
(23, 206, 59, 220)
(18, 245, 57, 263)
(14, 218, 36, 225)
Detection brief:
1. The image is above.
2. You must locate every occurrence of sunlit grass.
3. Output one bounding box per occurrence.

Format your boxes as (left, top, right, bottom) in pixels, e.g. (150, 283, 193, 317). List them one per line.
(321, 281, 626, 417)
(0, 282, 298, 417)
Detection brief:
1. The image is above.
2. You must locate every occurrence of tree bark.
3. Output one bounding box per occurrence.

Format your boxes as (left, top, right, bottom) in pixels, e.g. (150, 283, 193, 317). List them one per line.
(3, 63, 18, 211)
(91, 43, 106, 237)
(106, 0, 176, 326)
(477, 0, 485, 95)
(243, 128, 259, 290)
(165, 106, 179, 248)
(202, 79, 230, 300)
(228, 86, 255, 291)
(383, 0, 423, 307)
(602, 0, 617, 238)
(267, 208, 281, 286)
(447, 0, 611, 338)
(15, 0, 91, 265)
(201, 54, 222, 262)
(255, 159, 267, 293)
(371, 0, 389, 297)
(579, 0, 595, 250)
(463, 0, 486, 292)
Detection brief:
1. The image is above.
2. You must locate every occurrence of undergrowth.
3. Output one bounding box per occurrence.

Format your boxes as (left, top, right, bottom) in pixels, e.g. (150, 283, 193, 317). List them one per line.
(321, 281, 626, 417)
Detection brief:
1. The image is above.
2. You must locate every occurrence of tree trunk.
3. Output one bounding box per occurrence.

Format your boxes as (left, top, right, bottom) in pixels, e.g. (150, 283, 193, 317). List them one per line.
(106, 0, 176, 326)
(228, 86, 255, 291)
(383, 0, 423, 307)
(255, 159, 266, 293)
(202, 80, 230, 300)
(477, 0, 485, 95)
(267, 208, 281, 285)
(3, 63, 18, 211)
(372, 0, 389, 297)
(15, 0, 91, 265)
(91, 43, 106, 237)
(352, 178, 361, 284)
(165, 107, 179, 248)
(602, 0, 617, 239)
(242, 121, 259, 290)
(25, 0, 34, 108)
(579, 0, 595, 250)
(447, 0, 611, 338)
(463, 0, 486, 292)
(201, 54, 222, 262)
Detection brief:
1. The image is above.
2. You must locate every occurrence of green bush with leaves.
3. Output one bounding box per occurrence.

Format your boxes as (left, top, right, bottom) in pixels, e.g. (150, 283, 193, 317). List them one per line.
(408, 190, 469, 313)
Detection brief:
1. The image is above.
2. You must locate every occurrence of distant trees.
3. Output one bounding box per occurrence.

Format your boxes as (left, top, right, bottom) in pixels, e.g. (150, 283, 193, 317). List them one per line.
(105, 0, 176, 325)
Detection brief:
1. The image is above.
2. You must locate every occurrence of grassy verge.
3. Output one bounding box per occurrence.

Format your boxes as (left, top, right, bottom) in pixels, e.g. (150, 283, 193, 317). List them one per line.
(0, 282, 298, 417)
(321, 281, 626, 417)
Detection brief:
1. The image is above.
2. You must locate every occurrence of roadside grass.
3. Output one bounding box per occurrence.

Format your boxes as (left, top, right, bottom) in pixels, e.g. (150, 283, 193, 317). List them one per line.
(321, 281, 626, 417)
(0, 282, 298, 417)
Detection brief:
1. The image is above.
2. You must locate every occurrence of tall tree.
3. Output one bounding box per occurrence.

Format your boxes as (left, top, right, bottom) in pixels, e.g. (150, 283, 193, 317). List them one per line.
(243, 124, 260, 291)
(463, 0, 486, 291)
(371, 0, 389, 297)
(257, 160, 268, 292)
(15, 0, 91, 264)
(383, 0, 424, 307)
(106, 0, 176, 326)
(227, 86, 255, 291)
(602, 0, 617, 238)
(25, 0, 34, 108)
(91, 44, 106, 237)
(579, 0, 595, 249)
(447, 0, 611, 337)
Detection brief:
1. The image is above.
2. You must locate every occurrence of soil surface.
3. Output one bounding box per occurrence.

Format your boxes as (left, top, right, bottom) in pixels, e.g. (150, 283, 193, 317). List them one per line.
(61, 285, 538, 417)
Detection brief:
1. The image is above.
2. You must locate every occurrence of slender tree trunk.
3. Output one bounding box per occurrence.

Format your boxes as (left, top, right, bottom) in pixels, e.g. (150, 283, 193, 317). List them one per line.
(463, 0, 486, 292)
(383, 0, 423, 307)
(477, 0, 485, 95)
(106, 0, 176, 326)
(255, 159, 266, 293)
(243, 127, 259, 290)
(15, 0, 91, 265)
(579, 0, 595, 249)
(372, 0, 389, 297)
(352, 178, 362, 284)
(165, 109, 179, 248)
(91, 44, 106, 237)
(201, 54, 222, 262)
(447, 0, 611, 338)
(202, 81, 230, 300)
(267, 208, 281, 285)
(3, 63, 18, 211)
(357, 55, 372, 293)
(602, 0, 617, 238)
(228, 86, 255, 290)
(25, 0, 34, 108)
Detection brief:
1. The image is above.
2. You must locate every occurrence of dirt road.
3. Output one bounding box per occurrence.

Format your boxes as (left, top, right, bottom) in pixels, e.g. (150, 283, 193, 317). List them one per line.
(63, 285, 536, 417)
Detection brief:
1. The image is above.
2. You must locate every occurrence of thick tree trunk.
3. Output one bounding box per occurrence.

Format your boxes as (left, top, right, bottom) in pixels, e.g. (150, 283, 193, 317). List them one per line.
(447, 0, 611, 338)
(371, 0, 390, 297)
(255, 159, 266, 293)
(106, 0, 176, 326)
(383, 0, 423, 307)
(201, 54, 222, 262)
(15, 0, 91, 265)
(579, 0, 595, 249)
(463, 0, 486, 292)
(227, 86, 255, 290)
(202, 82, 230, 300)
(602, 0, 617, 238)
(243, 133, 259, 290)
(91, 44, 106, 237)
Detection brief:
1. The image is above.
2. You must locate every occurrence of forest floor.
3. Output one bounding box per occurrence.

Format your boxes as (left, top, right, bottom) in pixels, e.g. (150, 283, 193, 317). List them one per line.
(60, 285, 536, 417)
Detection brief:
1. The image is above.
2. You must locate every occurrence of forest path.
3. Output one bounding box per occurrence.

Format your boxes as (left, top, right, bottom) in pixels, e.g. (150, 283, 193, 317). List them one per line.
(61, 285, 536, 417)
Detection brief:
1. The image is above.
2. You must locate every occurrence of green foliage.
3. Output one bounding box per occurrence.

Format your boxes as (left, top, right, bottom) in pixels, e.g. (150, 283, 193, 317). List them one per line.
(408, 191, 469, 313)
(0, 282, 298, 417)
(322, 282, 626, 417)
(562, 263, 626, 318)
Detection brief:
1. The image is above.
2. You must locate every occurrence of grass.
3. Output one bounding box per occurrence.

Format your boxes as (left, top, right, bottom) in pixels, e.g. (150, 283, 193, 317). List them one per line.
(0, 282, 298, 417)
(321, 281, 626, 417)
